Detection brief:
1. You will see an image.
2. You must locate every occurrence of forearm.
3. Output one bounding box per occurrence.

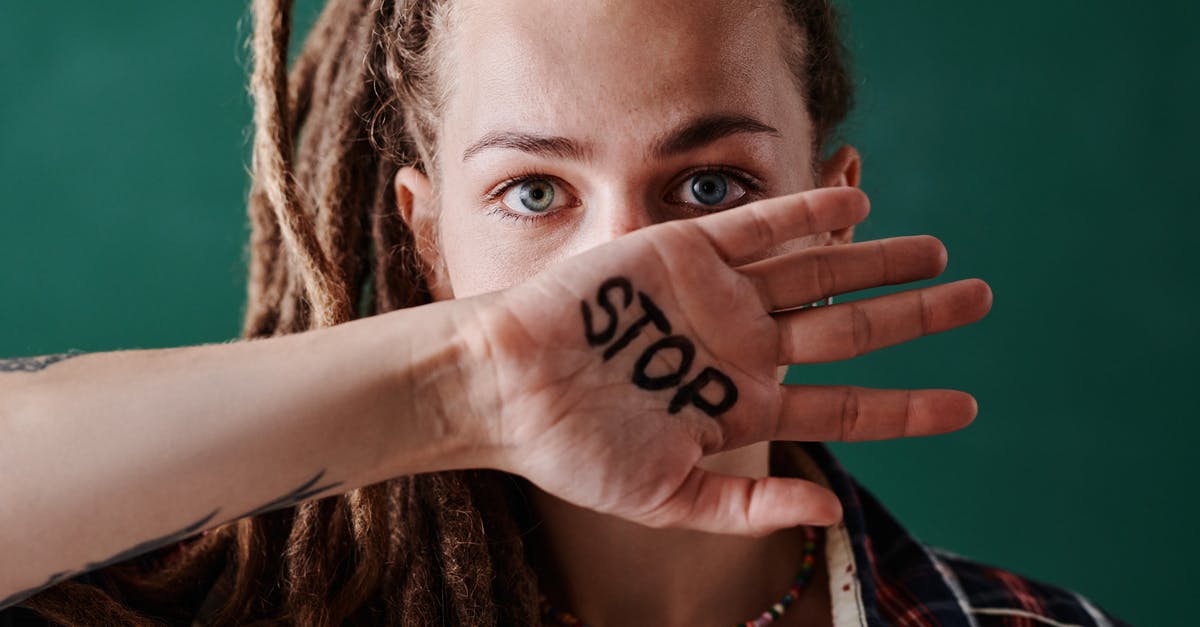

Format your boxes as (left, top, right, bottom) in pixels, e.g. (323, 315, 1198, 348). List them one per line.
(0, 301, 480, 608)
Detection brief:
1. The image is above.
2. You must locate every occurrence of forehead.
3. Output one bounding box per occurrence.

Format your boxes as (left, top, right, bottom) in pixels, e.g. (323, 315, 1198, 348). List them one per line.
(439, 0, 809, 160)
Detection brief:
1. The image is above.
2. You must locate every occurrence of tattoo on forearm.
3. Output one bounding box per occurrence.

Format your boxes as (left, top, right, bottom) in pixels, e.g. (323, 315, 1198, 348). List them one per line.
(0, 509, 219, 612)
(0, 351, 83, 373)
(0, 469, 344, 611)
(234, 469, 344, 519)
(581, 276, 738, 417)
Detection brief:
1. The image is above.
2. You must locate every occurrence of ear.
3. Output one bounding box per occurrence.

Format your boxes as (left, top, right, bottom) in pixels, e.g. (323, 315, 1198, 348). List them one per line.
(395, 166, 454, 301)
(818, 144, 862, 246)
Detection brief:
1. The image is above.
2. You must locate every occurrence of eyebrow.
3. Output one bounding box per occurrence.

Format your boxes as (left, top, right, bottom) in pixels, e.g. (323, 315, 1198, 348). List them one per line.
(461, 132, 589, 162)
(460, 113, 780, 163)
(651, 114, 780, 159)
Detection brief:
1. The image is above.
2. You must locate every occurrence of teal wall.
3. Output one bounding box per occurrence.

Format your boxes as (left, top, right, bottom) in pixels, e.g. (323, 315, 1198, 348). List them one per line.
(1, 3, 1194, 624)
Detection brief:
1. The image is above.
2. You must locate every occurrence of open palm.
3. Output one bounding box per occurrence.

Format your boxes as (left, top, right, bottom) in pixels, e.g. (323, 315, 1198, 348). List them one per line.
(465, 187, 991, 536)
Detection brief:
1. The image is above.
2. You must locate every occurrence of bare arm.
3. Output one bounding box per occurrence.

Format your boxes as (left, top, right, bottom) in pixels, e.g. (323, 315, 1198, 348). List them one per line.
(0, 301, 484, 609)
(0, 187, 992, 610)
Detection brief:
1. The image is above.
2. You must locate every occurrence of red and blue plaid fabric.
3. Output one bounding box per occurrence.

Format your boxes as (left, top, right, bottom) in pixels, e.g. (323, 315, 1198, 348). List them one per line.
(782, 441, 1131, 627)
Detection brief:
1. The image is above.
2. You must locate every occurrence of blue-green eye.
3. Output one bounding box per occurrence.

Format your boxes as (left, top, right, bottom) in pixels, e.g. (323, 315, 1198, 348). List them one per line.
(691, 173, 728, 205)
(673, 171, 749, 209)
(501, 178, 561, 215)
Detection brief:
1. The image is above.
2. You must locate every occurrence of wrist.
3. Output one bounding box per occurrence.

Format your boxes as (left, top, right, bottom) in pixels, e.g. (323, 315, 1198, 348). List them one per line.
(356, 298, 503, 480)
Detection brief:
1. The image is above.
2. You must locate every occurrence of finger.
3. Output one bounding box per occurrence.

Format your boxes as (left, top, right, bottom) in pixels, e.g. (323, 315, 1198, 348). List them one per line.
(777, 278, 993, 364)
(641, 467, 843, 536)
(688, 186, 869, 264)
(772, 385, 977, 443)
(741, 235, 948, 312)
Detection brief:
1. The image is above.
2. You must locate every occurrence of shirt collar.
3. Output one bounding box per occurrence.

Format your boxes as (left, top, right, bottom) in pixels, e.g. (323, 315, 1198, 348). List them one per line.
(772, 441, 977, 627)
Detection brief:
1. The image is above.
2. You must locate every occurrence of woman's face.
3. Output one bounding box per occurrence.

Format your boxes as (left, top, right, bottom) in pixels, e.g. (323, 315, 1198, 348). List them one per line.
(399, 0, 858, 299)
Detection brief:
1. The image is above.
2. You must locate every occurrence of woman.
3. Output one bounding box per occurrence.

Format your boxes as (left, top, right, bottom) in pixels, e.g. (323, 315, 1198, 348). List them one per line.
(0, 0, 1126, 625)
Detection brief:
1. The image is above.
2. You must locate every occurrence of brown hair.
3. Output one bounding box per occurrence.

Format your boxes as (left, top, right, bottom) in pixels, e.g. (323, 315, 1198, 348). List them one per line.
(18, 0, 852, 624)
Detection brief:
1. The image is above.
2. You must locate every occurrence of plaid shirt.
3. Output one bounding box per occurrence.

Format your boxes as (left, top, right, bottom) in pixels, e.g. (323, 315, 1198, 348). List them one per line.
(775, 441, 1131, 627)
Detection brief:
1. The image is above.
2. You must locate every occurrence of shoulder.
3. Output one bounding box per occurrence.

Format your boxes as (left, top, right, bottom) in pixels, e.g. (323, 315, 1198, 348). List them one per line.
(926, 546, 1131, 627)
(772, 443, 1132, 627)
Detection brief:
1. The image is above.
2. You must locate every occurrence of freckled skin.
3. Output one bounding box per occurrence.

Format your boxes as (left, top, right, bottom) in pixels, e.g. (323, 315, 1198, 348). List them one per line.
(396, 1, 857, 624)
(426, 0, 826, 296)
(409, 0, 855, 451)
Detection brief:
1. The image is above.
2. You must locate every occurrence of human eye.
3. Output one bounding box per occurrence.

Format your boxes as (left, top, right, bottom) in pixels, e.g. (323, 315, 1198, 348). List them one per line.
(484, 174, 576, 223)
(667, 168, 762, 211)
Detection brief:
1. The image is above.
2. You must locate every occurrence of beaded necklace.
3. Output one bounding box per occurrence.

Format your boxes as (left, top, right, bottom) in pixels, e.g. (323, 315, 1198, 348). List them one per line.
(538, 525, 818, 627)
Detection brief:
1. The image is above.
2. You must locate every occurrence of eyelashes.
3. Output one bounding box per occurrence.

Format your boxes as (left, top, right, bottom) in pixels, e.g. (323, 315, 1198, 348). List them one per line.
(481, 168, 559, 203)
(666, 167, 760, 210)
(481, 166, 766, 225)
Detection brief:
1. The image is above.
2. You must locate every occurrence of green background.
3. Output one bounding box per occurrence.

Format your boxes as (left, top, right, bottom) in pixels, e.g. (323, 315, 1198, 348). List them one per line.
(1, 2, 1195, 624)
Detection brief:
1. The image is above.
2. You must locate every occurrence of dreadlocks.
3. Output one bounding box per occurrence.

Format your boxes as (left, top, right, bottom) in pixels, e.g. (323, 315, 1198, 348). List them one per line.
(17, 0, 852, 623)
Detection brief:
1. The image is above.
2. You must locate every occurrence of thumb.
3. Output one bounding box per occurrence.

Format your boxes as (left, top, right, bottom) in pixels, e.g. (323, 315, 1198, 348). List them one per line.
(643, 467, 844, 536)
